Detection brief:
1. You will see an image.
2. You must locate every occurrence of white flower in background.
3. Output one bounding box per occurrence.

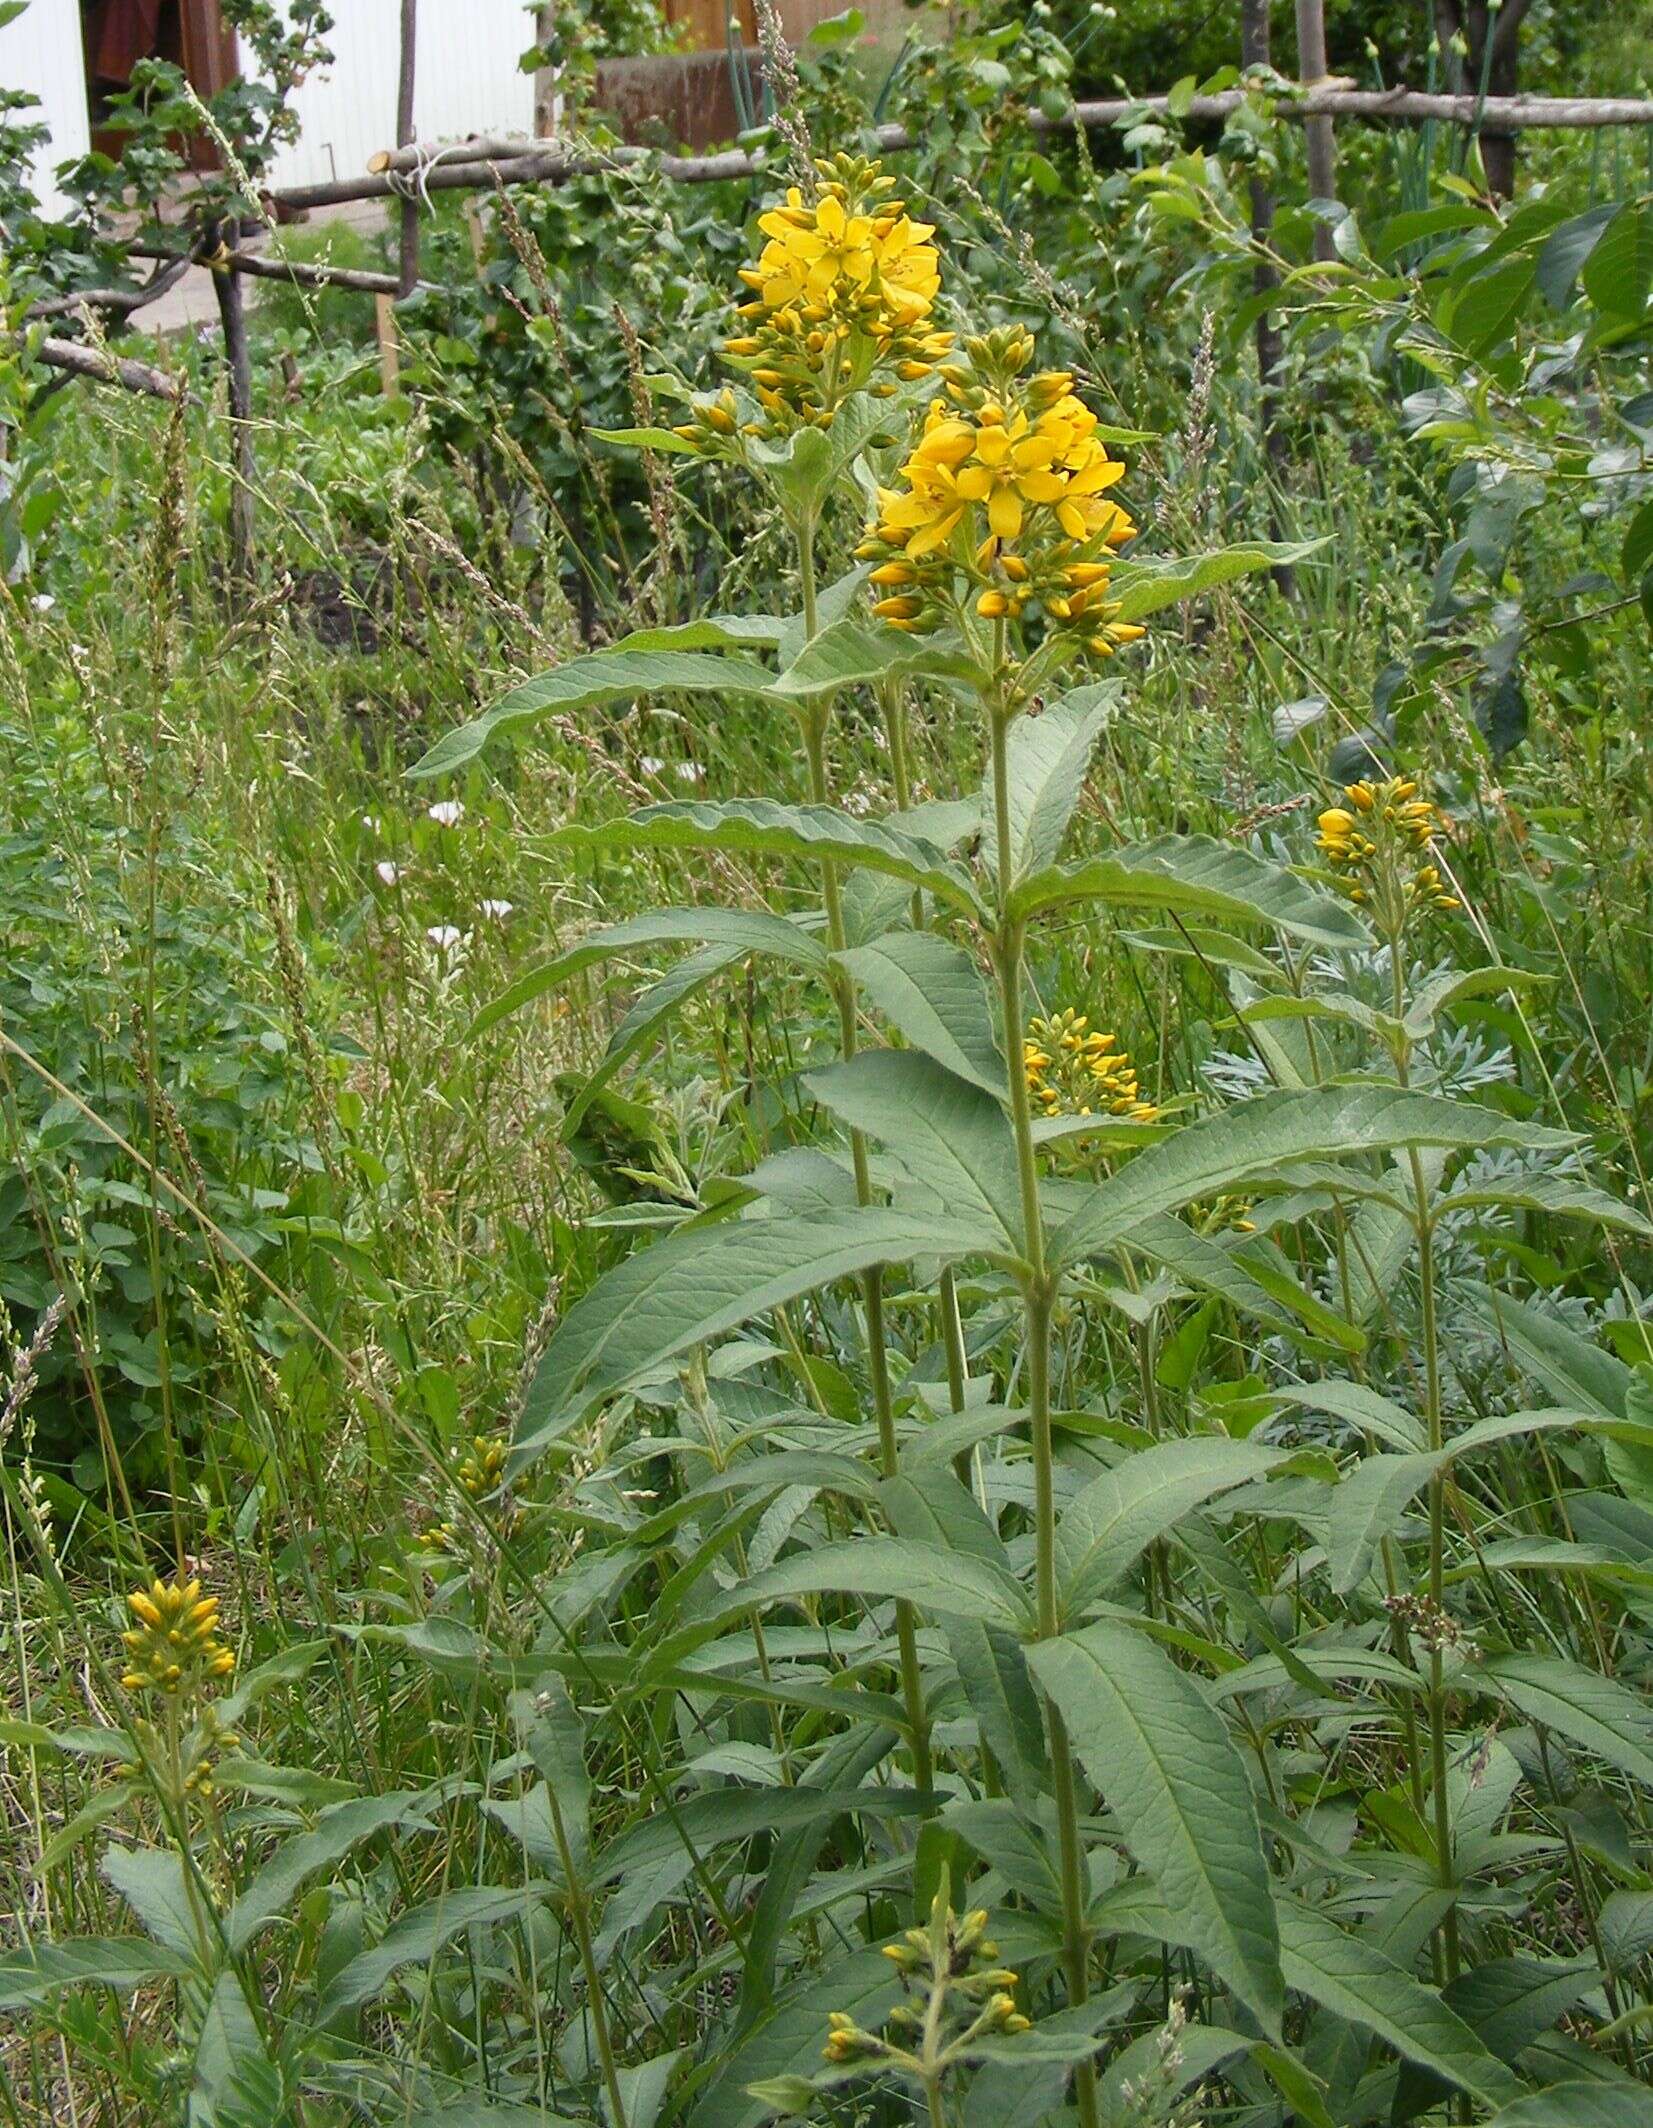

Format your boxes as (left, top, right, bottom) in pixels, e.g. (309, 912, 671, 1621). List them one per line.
(30, 594, 55, 614)
(640, 755, 665, 777)
(375, 861, 403, 886)
(427, 800, 466, 828)
(480, 899, 514, 921)
(361, 813, 383, 833)
(676, 761, 705, 784)
(426, 925, 467, 955)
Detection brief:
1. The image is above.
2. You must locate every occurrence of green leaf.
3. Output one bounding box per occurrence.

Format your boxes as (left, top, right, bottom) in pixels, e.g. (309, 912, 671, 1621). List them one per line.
(1029, 1620, 1284, 2035)
(1105, 538, 1326, 622)
(749, 391, 890, 519)
(515, 1204, 999, 1459)
(769, 616, 969, 699)
(1325, 1451, 1443, 1595)
(191, 1965, 279, 2128)
(552, 800, 981, 913)
(0, 1938, 194, 2009)
(590, 423, 703, 454)
(318, 1885, 546, 2018)
(228, 1789, 447, 1953)
(100, 1845, 202, 1958)
(511, 1680, 591, 1876)
(1055, 1439, 1289, 1616)
(1009, 833, 1365, 949)
(1274, 1897, 1524, 2109)
(688, 1944, 899, 2128)
(835, 931, 1006, 1098)
(945, 1798, 1063, 1912)
(947, 1620, 1048, 1808)
(983, 684, 1118, 881)
(1479, 1654, 1653, 1785)
(468, 908, 827, 1039)
(1050, 1086, 1575, 1275)
(1535, 202, 1620, 306)
(805, 1051, 1024, 1249)
(410, 651, 779, 778)
(1483, 2092, 1653, 2128)
(562, 940, 751, 1132)
(701, 1535, 1032, 1632)
(601, 614, 789, 652)
(1582, 201, 1653, 318)
(1459, 1290, 1630, 1418)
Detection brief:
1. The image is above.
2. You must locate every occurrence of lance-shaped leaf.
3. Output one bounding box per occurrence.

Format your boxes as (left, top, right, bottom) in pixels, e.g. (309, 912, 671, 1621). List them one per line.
(552, 800, 982, 913)
(1478, 1654, 1653, 1786)
(468, 907, 827, 1039)
(410, 649, 778, 778)
(694, 1536, 1033, 1633)
(1028, 1619, 1285, 2035)
(1481, 2089, 1652, 2127)
(1055, 1438, 1292, 1616)
(981, 683, 1119, 881)
(0, 1939, 195, 2009)
(515, 1205, 998, 1459)
(229, 1788, 449, 1952)
(1106, 537, 1327, 622)
(769, 615, 973, 699)
(835, 930, 1007, 1097)
(562, 939, 749, 1133)
(317, 1884, 547, 2019)
(1050, 1086, 1577, 1274)
(1324, 1451, 1443, 1594)
(806, 1051, 1024, 1251)
(1274, 1897, 1525, 2109)
(1008, 833, 1366, 949)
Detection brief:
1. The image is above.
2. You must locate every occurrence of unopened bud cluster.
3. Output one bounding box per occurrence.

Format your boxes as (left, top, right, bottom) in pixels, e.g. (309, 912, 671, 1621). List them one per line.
(1315, 776, 1458, 917)
(121, 1575, 235, 1697)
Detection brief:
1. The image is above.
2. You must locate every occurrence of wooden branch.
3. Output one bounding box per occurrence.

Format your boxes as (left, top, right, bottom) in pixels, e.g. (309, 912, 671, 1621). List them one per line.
(126, 238, 410, 295)
(29, 336, 188, 400)
(268, 91, 1653, 212)
(396, 0, 420, 297)
(26, 253, 197, 324)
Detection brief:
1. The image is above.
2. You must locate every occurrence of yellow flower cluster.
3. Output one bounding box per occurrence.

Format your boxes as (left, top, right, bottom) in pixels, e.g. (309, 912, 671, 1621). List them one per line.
(680, 155, 948, 439)
(457, 1433, 507, 1500)
(120, 1575, 235, 1697)
(822, 1902, 1028, 2067)
(1316, 777, 1457, 915)
(1024, 1008, 1156, 1122)
(857, 328, 1143, 657)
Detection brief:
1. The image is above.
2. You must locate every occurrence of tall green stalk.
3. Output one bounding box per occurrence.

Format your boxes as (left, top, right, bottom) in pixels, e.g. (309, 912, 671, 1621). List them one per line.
(987, 690, 1099, 2128)
(799, 519, 935, 1797)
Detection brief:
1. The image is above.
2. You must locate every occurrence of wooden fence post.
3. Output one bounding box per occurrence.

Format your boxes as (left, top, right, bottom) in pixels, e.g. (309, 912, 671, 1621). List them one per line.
(209, 225, 256, 583)
(1239, 0, 1293, 594)
(396, 0, 420, 297)
(1295, 0, 1338, 259)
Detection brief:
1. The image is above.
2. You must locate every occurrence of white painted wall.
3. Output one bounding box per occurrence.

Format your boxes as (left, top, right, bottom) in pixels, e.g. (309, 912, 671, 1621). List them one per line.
(0, 2, 535, 215)
(0, 0, 93, 216)
(267, 0, 537, 190)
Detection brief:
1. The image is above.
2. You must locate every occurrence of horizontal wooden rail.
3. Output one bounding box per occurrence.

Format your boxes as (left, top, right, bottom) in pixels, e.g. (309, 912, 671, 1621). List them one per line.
(269, 87, 1653, 213)
(28, 335, 187, 399)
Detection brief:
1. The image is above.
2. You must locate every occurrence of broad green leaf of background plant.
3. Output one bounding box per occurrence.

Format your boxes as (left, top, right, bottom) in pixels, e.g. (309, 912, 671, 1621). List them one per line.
(1483, 2092, 1653, 2128)
(551, 801, 982, 913)
(1478, 1654, 1653, 1786)
(1008, 833, 1366, 949)
(805, 1051, 1024, 1249)
(1029, 1619, 1285, 2035)
(834, 930, 1007, 1097)
(467, 907, 829, 1039)
(514, 1204, 1002, 1459)
(1050, 1086, 1577, 1273)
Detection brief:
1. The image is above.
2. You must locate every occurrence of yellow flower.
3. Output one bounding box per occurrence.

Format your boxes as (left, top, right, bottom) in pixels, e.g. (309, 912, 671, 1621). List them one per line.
(1025, 1010, 1157, 1122)
(1316, 775, 1456, 916)
(718, 155, 950, 432)
(857, 329, 1143, 660)
(120, 1574, 235, 1697)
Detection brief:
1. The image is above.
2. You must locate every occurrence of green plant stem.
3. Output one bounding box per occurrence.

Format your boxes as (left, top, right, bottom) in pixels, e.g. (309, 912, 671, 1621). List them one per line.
(1390, 935, 1460, 1988)
(546, 1784, 629, 2128)
(988, 698, 1098, 2128)
(799, 530, 933, 1798)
